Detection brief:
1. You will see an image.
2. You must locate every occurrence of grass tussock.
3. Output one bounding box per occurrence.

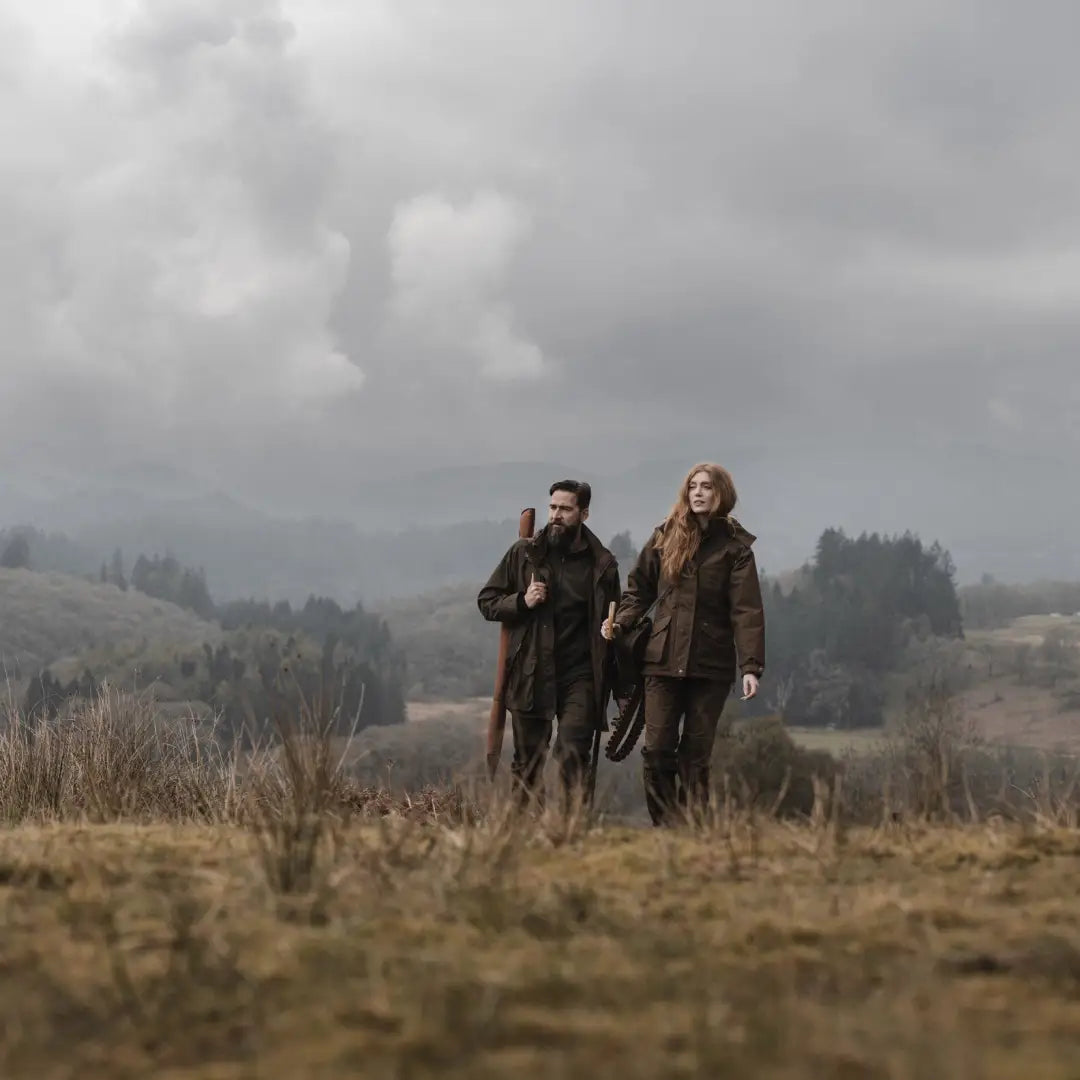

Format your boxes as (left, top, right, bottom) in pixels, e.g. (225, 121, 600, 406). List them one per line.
(0, 688, 477, 831)
(0, 687, 239, 824)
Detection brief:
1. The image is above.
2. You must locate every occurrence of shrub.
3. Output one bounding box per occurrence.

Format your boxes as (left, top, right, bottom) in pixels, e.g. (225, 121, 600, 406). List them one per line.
(713, 716, 839, 819)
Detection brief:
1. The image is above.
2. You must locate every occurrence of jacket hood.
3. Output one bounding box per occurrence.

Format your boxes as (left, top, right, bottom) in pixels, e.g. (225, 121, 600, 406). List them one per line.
(724, 515, 757, 548)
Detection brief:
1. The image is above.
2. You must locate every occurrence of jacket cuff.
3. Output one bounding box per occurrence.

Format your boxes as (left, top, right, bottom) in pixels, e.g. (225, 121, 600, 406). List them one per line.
(516, 592, 529, 615)
(740, 661, 764, 677)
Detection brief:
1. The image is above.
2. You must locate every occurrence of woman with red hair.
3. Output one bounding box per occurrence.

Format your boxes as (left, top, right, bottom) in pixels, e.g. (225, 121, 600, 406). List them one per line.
(602, 463, 765, 825)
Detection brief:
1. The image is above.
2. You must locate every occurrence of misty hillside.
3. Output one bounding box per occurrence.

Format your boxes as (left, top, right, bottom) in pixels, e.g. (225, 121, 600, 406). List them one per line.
(6, 443, 1080, 611)
(382, 583, 500, 700)
(0, 569, 221, 683)
(75, 512, 523, 607)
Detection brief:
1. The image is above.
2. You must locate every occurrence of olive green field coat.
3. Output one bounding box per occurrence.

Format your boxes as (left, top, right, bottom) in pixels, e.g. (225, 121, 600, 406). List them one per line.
(477, 525, 622, 719)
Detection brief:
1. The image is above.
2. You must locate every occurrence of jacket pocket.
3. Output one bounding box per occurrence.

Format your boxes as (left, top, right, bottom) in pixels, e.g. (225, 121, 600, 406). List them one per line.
(504, 624, 534, 707)
(695, 619, 735, 669)
(644, 612, 672, 664)
(508, 654, 536, 711)
(699, 618, 733, 644)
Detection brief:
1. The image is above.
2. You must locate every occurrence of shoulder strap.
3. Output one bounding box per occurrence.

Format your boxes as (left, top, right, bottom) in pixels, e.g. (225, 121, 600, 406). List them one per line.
(633, 580, 676, 628)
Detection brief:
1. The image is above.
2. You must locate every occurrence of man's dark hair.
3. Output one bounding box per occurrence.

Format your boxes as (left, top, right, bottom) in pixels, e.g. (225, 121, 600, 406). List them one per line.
(550, 479, 592, 510)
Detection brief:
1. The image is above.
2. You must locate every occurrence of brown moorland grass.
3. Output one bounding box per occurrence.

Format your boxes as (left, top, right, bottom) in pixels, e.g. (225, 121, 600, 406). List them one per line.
(2, 819, 1080, 1077)
(1, 690, 1080, 1077)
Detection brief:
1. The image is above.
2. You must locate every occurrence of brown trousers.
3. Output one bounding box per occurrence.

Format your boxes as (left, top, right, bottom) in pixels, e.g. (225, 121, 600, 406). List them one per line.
(641, 675, 732, 825)
(510, 675, 596, 811)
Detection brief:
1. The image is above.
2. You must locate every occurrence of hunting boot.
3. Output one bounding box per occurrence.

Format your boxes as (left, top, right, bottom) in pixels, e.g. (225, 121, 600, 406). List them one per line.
(510, 712, 552, 814)
(678, 763, 713, 826)
(510, 759, 546, 814)
(642, 748, 679, 827)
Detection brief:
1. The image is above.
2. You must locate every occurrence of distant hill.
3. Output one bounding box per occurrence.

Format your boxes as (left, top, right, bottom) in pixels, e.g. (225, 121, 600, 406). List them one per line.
(381, 582, 499, 701)
(72, 511, 523, 608)
(0, 568, 221, 686)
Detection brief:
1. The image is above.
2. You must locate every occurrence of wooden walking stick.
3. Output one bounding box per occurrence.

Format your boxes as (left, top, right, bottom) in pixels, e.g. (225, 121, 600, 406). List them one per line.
(486, 507, 535, 780)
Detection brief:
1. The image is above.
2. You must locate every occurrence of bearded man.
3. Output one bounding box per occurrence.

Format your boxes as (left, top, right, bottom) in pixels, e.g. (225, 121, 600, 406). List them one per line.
(478, 480, 622, 809)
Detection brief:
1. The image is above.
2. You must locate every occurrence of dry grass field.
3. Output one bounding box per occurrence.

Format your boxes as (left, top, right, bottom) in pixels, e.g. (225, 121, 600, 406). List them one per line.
(3, 814, 1080, 1077)
(959, 680, 1080, 752)
(0, 689, 1079, 1076)
(970, 613, 1080, 646)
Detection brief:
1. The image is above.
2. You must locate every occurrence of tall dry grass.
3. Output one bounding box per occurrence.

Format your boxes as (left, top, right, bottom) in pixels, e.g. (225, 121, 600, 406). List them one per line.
(0, 687, 239, 824)
(3, 679, 1080, 833)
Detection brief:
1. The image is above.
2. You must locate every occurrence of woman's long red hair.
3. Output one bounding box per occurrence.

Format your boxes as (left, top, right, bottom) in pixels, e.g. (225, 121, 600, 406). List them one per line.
(653, 463, 738, 580)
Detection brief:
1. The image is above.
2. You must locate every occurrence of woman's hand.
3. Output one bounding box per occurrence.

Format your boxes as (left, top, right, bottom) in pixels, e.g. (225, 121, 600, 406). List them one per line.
(741, 673, 759, 701)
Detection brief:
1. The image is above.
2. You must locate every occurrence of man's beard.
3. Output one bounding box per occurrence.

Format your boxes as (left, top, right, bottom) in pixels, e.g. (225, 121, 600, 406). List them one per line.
(549, 522, 580, 548)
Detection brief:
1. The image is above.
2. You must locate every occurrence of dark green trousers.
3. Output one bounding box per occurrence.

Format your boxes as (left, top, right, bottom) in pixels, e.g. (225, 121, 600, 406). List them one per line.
(510, 675, 595, 810)
(641, 675, 732, 825)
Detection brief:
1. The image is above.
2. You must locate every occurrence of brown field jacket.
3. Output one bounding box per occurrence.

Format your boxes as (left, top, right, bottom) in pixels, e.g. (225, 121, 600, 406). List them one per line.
(614, 515, 765, 682)
(477, 525, 621, 717)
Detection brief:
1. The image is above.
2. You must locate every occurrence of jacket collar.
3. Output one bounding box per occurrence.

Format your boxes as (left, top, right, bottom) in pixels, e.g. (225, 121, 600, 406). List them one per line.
(653, 514, 757, 548)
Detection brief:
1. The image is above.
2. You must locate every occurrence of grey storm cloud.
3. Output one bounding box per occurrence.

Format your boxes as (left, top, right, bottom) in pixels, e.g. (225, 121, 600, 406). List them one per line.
(3, 0, 1080, 549)
(3, 0, 362, 488)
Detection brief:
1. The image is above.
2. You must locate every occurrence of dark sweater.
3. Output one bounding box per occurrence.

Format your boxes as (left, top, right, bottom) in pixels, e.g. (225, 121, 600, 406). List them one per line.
(549, 542, 594, 685)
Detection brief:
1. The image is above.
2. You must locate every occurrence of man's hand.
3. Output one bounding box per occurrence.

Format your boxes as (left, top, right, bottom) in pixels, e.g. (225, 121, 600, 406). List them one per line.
(740, 673, 759, 701)
(524, 574, 548, 609)
(600, 617, 620, 641)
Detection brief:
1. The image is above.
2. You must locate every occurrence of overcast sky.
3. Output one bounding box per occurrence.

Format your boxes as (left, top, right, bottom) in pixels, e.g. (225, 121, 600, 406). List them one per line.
(3, 1, 1079, 567)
